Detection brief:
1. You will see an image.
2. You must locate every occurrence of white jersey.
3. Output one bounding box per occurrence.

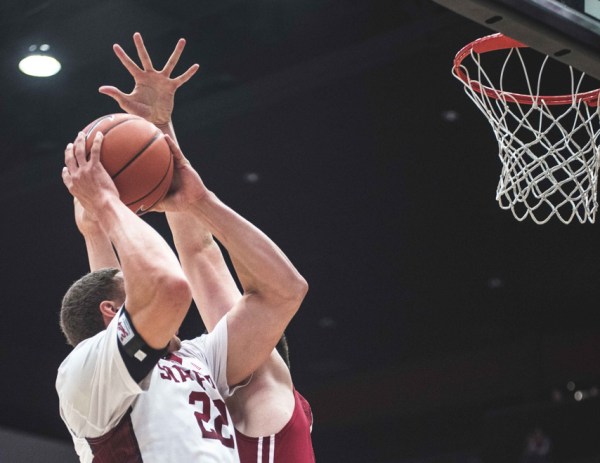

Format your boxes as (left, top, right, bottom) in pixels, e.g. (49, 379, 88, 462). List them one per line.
(56, 311, 240, 463)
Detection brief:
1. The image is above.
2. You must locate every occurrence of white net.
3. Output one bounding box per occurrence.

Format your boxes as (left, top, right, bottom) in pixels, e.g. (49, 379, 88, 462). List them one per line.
(453, 36, 600, 224)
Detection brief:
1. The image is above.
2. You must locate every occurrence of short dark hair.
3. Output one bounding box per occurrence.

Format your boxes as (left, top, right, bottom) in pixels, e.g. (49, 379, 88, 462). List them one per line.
(60, 268, 124, 347)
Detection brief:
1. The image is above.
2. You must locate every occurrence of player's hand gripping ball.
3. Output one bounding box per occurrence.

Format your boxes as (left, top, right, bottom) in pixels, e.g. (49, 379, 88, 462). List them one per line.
(79, 113, 173, 214)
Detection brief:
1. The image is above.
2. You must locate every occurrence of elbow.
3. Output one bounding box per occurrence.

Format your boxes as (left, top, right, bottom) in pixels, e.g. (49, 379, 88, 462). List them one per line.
(294, 275, 309, 301)
(281, 274, 309, 310)
(172, 276, 193, 308)
(246, 273, 308, 313)
(159, 274, 193, 312)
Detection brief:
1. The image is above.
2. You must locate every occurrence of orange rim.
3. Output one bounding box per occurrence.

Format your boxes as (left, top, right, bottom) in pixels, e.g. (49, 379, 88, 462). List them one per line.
(453, 33, 600, 106)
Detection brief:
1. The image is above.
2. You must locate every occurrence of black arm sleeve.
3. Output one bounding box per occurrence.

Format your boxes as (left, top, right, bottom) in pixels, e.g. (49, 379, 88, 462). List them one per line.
(115, 307, 169, 383)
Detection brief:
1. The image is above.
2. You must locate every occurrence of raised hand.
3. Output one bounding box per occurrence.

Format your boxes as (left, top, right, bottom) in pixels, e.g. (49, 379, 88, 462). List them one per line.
(62, 132, 119, 215)
(99, 32, 199, 127)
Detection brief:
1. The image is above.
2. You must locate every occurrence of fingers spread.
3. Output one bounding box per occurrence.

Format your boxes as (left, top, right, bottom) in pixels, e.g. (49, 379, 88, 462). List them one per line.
(133, 32, 154, 70)
(174, 64, 200, 87)
(98, 85, 127, 104)
(162, 38, 186, 75)
(113, 43, 142, 76)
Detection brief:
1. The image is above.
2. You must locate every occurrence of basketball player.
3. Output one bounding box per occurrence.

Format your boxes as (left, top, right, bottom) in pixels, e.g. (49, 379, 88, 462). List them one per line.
(57, 89, 308, 460)
(98, 33, 317, 461)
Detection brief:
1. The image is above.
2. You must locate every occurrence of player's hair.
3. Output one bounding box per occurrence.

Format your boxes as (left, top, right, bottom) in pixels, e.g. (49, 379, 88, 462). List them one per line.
(276, 333, 291, 370)
(60, 268, 124, 347)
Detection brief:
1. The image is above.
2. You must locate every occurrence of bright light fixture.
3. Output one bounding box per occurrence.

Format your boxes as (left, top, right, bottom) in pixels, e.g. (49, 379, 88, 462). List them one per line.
(19, 44, 61, 77)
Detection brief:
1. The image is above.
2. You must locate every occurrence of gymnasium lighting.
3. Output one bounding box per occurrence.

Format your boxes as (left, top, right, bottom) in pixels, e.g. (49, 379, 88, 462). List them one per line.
(441, 109, 460, 122)
(19, 44, 61, 77)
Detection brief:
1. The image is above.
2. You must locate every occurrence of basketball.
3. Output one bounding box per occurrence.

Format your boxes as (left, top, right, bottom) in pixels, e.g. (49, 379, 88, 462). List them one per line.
(80, 113, 174, 215)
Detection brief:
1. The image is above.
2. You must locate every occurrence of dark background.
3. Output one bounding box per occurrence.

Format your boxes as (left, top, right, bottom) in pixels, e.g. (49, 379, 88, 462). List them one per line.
(1, 1, 600, 462)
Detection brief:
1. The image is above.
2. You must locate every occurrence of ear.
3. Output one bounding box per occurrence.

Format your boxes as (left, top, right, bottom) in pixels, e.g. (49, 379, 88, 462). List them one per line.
(99, 300, 119, 326)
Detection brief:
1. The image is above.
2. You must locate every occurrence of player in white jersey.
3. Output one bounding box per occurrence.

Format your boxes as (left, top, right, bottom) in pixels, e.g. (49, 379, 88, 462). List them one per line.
(58, 293, 238, 462)
(57, 35, 308, 463)
(98, 33, 317, 463)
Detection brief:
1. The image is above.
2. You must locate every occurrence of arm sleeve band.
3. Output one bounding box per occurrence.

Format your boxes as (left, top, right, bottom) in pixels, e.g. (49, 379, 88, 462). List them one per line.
(115, 306, 169, 383)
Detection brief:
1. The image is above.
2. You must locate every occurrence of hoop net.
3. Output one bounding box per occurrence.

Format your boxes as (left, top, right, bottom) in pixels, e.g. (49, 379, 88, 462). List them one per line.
(453, 33, 600, 224)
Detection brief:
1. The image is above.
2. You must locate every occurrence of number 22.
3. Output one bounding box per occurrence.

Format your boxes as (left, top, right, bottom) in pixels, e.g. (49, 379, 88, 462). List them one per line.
(189, 391, 235, 449)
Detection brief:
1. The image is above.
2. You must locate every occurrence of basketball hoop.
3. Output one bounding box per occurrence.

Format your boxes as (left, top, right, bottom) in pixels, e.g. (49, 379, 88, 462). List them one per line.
(453, 33, 600, 224)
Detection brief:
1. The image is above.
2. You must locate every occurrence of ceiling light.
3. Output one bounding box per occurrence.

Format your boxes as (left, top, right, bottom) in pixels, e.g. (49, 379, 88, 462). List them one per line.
(486, 277, 504, 289)
(19, 44, 61, 77)
(243, 172, 260, 184)
(318, 317, 337, 329)
(441, 109, 460, 122)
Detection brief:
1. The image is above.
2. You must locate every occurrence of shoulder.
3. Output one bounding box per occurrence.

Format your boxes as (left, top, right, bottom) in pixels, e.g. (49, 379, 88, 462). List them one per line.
(180, 316, 228, 358)
(177, 317, 233, 398)
(57, 330, 107, 379)
(56, 317, 143, 438)
(58, 310, 124, 380)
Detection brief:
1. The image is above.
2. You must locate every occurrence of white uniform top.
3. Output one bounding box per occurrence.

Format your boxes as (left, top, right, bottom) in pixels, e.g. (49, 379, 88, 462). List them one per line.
(56, 311, 240, 463)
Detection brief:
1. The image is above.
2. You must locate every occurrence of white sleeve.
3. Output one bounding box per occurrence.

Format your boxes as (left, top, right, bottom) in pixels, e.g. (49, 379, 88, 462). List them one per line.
(55, 313, 142, 438)
(181, 315, 241, 398)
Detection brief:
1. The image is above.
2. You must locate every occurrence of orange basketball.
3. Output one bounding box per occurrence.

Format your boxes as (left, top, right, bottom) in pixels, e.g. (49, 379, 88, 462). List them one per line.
(81, 113, 174, 215)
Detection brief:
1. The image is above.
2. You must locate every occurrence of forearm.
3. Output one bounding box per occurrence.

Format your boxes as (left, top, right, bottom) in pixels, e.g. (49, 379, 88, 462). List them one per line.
(82, 229, 120, 271)
(166, 211, 241, 331)
(186, 191, 307, 302)
(193, 191, 306, 384)
(167, 210, 212, 253)
(96, 197, 187, 308)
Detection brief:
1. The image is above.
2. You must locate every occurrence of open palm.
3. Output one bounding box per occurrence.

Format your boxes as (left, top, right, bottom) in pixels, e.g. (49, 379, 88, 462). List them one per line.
(99, 32, 199, 126)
